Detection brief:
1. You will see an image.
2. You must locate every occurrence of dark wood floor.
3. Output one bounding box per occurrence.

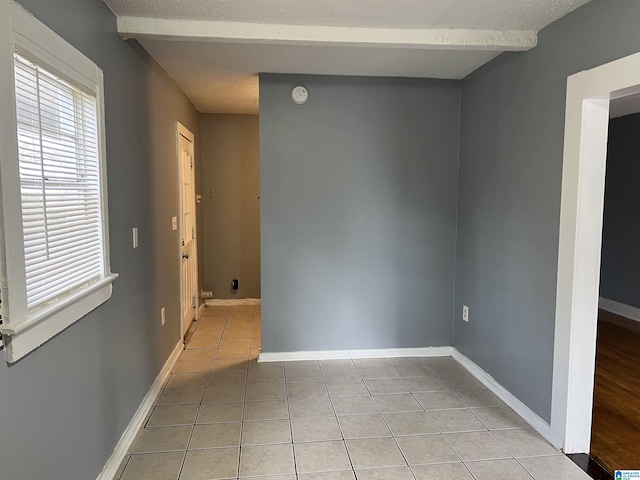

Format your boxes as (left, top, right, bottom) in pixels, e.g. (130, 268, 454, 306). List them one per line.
(591, 309, 640, 473)
(568, 454, 613, 480)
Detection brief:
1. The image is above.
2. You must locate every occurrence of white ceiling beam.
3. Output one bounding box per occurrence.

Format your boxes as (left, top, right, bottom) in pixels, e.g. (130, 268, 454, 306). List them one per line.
(117, 17, 537, 51)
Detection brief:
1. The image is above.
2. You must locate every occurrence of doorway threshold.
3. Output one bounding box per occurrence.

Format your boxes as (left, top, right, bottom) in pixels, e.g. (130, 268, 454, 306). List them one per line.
(567, 454, 613, 480)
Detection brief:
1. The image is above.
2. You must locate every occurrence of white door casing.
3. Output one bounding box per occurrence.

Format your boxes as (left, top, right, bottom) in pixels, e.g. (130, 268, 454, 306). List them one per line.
(178, 123, 198, 339)
(552, 51, 640, 453)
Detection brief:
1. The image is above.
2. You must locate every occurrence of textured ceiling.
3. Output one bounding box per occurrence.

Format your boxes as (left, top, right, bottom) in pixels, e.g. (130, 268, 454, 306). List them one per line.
(138, 40, 502, 114)
(103, 0, 592, 113)
(106, 0, 590, 30)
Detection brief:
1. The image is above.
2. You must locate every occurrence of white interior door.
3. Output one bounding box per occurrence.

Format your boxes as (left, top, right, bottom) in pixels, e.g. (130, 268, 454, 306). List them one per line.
(178, 124, 197, 338)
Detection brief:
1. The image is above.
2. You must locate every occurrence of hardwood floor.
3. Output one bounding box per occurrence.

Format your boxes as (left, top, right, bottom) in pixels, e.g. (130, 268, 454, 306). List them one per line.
(590, 309, 640, 473)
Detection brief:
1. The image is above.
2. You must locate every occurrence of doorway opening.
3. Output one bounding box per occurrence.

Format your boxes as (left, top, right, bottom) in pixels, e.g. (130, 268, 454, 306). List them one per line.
(199, 113, 261, 347)
(551, 51, 640, 454)
(590, 108, 640, 473)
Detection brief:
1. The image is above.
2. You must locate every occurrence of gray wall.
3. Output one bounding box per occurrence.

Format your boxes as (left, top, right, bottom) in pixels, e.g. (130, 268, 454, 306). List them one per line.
(599, 113, 640, 309)
(200, 114, 261, 299)
(260, 74, 460, 353)
(0, 1, 200, 479)
(454, 0, 640, 422)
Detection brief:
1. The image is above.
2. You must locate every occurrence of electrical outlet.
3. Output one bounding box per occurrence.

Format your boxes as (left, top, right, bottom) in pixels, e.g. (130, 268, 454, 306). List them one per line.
(161, 307, 166, 326)
(462, 305, 469, 322)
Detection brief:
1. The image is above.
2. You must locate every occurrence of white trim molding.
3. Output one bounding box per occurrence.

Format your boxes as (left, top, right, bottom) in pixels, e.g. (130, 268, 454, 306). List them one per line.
(552, 50, 640, 453)
(177, 121, 194, 142)
(196, 302, 206, 320)
(205, 298, 261, 307)
(97, 340, 183, 480)
(0, 1, 117, 363)
(599, 297, 640, 323)
(259, 346, 455, 363)
(1, 276, 117, 361)
(452, 350, 563, 449)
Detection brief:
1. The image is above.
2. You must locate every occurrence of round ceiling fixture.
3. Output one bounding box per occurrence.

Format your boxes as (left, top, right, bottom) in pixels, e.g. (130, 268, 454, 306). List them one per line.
(291, 85, 308, 105)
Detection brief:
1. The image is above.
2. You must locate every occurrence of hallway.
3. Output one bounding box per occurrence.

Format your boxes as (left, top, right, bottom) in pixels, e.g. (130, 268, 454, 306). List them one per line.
(116, 305, 590, 480)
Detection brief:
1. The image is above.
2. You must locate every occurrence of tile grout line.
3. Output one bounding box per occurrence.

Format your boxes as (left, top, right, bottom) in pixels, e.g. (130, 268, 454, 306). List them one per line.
(321, 360, 361, 478)
(330, 374, 359, 480)
(512, 455, 543, 479)
(180, 307, 228, 480)
(235, 308, 248, 480)
(354, 358, 416, 478)
(173, 448, 189, 480)
(285, 369, 298, 479)
(392, 361, 445, 478)
(374, 389, 419, 480)
(388, 361, 427, 478)
(426, 360, 512, 479)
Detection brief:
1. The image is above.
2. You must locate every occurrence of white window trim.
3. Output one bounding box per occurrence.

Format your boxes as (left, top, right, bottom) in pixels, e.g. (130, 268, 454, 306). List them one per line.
(0, 0, 118, 362)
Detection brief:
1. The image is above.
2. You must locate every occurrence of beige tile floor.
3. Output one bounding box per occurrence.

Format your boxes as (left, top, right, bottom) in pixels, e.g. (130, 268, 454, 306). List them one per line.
(117, 305, 591, 480)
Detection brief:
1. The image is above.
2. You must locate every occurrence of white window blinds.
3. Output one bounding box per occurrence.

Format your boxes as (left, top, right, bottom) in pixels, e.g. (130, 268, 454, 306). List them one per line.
(13, 53, 104, 310)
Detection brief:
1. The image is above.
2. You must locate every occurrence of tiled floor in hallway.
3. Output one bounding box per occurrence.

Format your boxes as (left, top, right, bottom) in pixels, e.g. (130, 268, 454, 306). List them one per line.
(118, 305, 591, 480)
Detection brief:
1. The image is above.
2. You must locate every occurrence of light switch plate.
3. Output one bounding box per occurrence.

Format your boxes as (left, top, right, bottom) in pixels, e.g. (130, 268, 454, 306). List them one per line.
(172, 216, 178, 231)
(132, 227, 139, 248)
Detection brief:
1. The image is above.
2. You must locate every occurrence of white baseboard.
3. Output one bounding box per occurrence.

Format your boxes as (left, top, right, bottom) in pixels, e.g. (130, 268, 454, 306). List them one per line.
(96, 340, 183, 480)
(257, 345, 562, 447)
(599, 297, 640, 323)
(205, 298, 261, 306)
(258, 346, 455, 363)
(451, 349, 563, 450)
(196, 302, 206, 320)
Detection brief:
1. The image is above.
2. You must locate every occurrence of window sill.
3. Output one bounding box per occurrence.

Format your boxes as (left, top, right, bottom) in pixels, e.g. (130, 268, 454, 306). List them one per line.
(0, 273, 119, 363)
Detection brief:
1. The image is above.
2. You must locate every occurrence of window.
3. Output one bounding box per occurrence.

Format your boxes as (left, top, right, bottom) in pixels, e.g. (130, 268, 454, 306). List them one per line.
(0, 1, 117, 362)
